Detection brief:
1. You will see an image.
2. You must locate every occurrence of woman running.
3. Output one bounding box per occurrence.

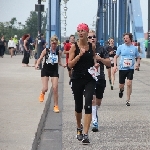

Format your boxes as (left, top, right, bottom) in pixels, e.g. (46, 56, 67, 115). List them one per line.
(68, 23, 98, 144)
(106, 38, 117, 90)
(135, 42, 142, 71)
(35, 35, 63, 113)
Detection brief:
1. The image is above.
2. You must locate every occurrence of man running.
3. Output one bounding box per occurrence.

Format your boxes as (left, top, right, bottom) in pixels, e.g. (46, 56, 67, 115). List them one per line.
(88, 30, 111, 132)
(113, 33, 140, 106)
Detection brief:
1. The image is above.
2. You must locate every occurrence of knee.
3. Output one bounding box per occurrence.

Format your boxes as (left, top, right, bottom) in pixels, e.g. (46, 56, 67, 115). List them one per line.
(75, 104, 83, 113)
(127, 81, 132, 87)
(84, 105, 92, 114)
(53, 86, 58, 94)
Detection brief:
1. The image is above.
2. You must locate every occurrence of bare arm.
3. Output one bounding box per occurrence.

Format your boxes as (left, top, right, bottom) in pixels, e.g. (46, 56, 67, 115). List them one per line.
(23, 40, 28, 51)
(113, 55, 119, 68)
(99, 57, 111, 67)
(64, 50, 69, 54)
(36, 48, 46, 66)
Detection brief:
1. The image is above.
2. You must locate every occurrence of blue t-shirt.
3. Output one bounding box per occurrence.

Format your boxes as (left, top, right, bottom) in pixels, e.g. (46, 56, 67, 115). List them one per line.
(116, 44, 140, 70)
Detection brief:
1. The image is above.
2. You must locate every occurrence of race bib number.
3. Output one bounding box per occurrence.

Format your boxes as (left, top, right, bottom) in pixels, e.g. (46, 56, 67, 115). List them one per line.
(88, 66, 100, 81)
(46, 53, 58, 65)
(123, 58, 132, 67)
(109, 57, 114, 64)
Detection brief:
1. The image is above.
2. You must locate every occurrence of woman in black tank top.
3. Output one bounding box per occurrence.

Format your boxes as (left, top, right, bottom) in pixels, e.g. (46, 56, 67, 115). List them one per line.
(68, 23, 98, 144)
(35, 35, 63, 113)
(106, 38, 117, 90)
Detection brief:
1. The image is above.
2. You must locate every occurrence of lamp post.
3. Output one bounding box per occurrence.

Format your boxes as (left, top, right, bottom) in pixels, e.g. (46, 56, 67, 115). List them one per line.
(35, 0, 45, 69)
(61, 0, 69, 41)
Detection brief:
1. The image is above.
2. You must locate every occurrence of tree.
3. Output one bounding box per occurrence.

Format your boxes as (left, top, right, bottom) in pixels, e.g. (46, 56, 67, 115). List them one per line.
(25, 11, 47, 39)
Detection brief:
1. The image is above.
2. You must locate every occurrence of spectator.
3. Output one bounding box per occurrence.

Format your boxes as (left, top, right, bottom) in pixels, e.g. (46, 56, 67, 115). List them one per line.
(0, 35, 6, 58)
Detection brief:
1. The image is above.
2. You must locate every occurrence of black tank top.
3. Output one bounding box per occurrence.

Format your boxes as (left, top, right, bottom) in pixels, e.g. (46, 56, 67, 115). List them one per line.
(43, 48, 59, 72)
(72, 42, 94, 79)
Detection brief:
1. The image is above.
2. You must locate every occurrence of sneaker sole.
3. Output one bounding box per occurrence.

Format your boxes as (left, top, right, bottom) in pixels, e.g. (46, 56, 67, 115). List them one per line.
(92, 128, 98, 132)
(53, 110, 60, 113)
(76, 135, 83, 141)
(82, 142, 90, 145)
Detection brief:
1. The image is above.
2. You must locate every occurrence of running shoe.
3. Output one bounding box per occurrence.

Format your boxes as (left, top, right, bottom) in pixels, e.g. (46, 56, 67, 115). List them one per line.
(76, 126, 83, 141)
(111, 85, 113, 90)
(126, 101, 130, 106)
(53, 105, 60, 113)
(39, 92, 45, 102)
(82, 134, 90, 145)
(92, 121, 98, 132)
(119, 89, 124, 98)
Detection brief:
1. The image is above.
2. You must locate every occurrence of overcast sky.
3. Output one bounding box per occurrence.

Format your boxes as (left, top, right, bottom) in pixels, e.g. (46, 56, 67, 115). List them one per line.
(0, 0, 148, 36)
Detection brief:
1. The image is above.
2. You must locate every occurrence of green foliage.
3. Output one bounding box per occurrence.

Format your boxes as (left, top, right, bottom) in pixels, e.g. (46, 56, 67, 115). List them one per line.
(0, 11, 46, 41)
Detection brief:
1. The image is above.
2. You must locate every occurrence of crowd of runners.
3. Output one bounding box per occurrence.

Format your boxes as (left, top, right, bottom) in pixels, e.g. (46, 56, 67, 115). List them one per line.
(0, 22, 143, 145)
(34, 23, 142, 145)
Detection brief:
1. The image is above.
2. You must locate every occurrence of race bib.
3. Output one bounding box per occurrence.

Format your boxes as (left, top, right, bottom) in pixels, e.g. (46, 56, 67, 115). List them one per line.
(123, 58, 132, 67)
(46, 53, 58, 65)
(88, 66, 100, 81)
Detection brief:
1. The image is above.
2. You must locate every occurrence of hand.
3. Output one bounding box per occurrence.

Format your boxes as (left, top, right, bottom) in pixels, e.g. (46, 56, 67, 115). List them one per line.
(35, 63, 39, 69)
(113, 66, 118, 73)
(63, 64, 67, 68)
(94, 63, 100, 69)
(80, 48, 85, 56)
(95, 54, 101, 61)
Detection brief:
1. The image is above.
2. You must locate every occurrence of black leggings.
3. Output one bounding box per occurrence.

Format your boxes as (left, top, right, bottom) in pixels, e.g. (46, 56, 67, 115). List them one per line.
(72, 78, 96, 114)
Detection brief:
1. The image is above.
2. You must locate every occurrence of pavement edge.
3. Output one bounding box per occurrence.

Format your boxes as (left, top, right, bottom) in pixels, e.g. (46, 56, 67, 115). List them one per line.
(31, 87, 53, 150)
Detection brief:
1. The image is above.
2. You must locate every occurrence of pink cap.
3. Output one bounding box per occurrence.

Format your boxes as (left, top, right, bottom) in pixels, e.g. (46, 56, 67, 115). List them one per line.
(77, 23, 89, 32)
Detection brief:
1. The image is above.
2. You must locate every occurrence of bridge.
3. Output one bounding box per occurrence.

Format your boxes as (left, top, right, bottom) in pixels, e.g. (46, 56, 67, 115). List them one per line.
(35, 0, 150, 58)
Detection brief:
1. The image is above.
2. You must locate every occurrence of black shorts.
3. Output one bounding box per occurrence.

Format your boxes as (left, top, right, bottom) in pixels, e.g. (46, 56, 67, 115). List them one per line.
(9, 47, 14, 49)
(41, 68, 59, 77)
(67, 63, 71, 71)
(119, 69, 134, 84)
(106, 63, 116, 68)
(34, 53, 37, 59)
(106, 66, 111, 69)
(94, 79, 106, 99)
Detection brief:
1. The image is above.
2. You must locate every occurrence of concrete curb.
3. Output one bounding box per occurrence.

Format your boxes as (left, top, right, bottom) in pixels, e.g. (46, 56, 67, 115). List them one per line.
(31, 87, 53, 150)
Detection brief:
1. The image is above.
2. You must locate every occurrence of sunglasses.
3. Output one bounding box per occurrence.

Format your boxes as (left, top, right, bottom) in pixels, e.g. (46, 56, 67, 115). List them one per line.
(88, 35, 96, 39)
(51, 42, 57, 45)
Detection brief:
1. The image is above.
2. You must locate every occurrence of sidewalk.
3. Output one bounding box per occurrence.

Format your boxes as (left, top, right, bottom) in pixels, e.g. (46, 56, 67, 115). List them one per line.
(141, 58, 150, 64)
(0, 55, 51, 150)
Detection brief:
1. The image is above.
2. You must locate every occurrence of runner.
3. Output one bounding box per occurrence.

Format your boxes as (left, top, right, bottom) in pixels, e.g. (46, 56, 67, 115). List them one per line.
(63, 35, 75, 84)
(35, 35, 63, 113)
(88, 30, 111, 132)
(68, 23, 98, 144)
(113, 33, 140, 106)
(135, 42, 142, 71)
(106, 38, 117, 90)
